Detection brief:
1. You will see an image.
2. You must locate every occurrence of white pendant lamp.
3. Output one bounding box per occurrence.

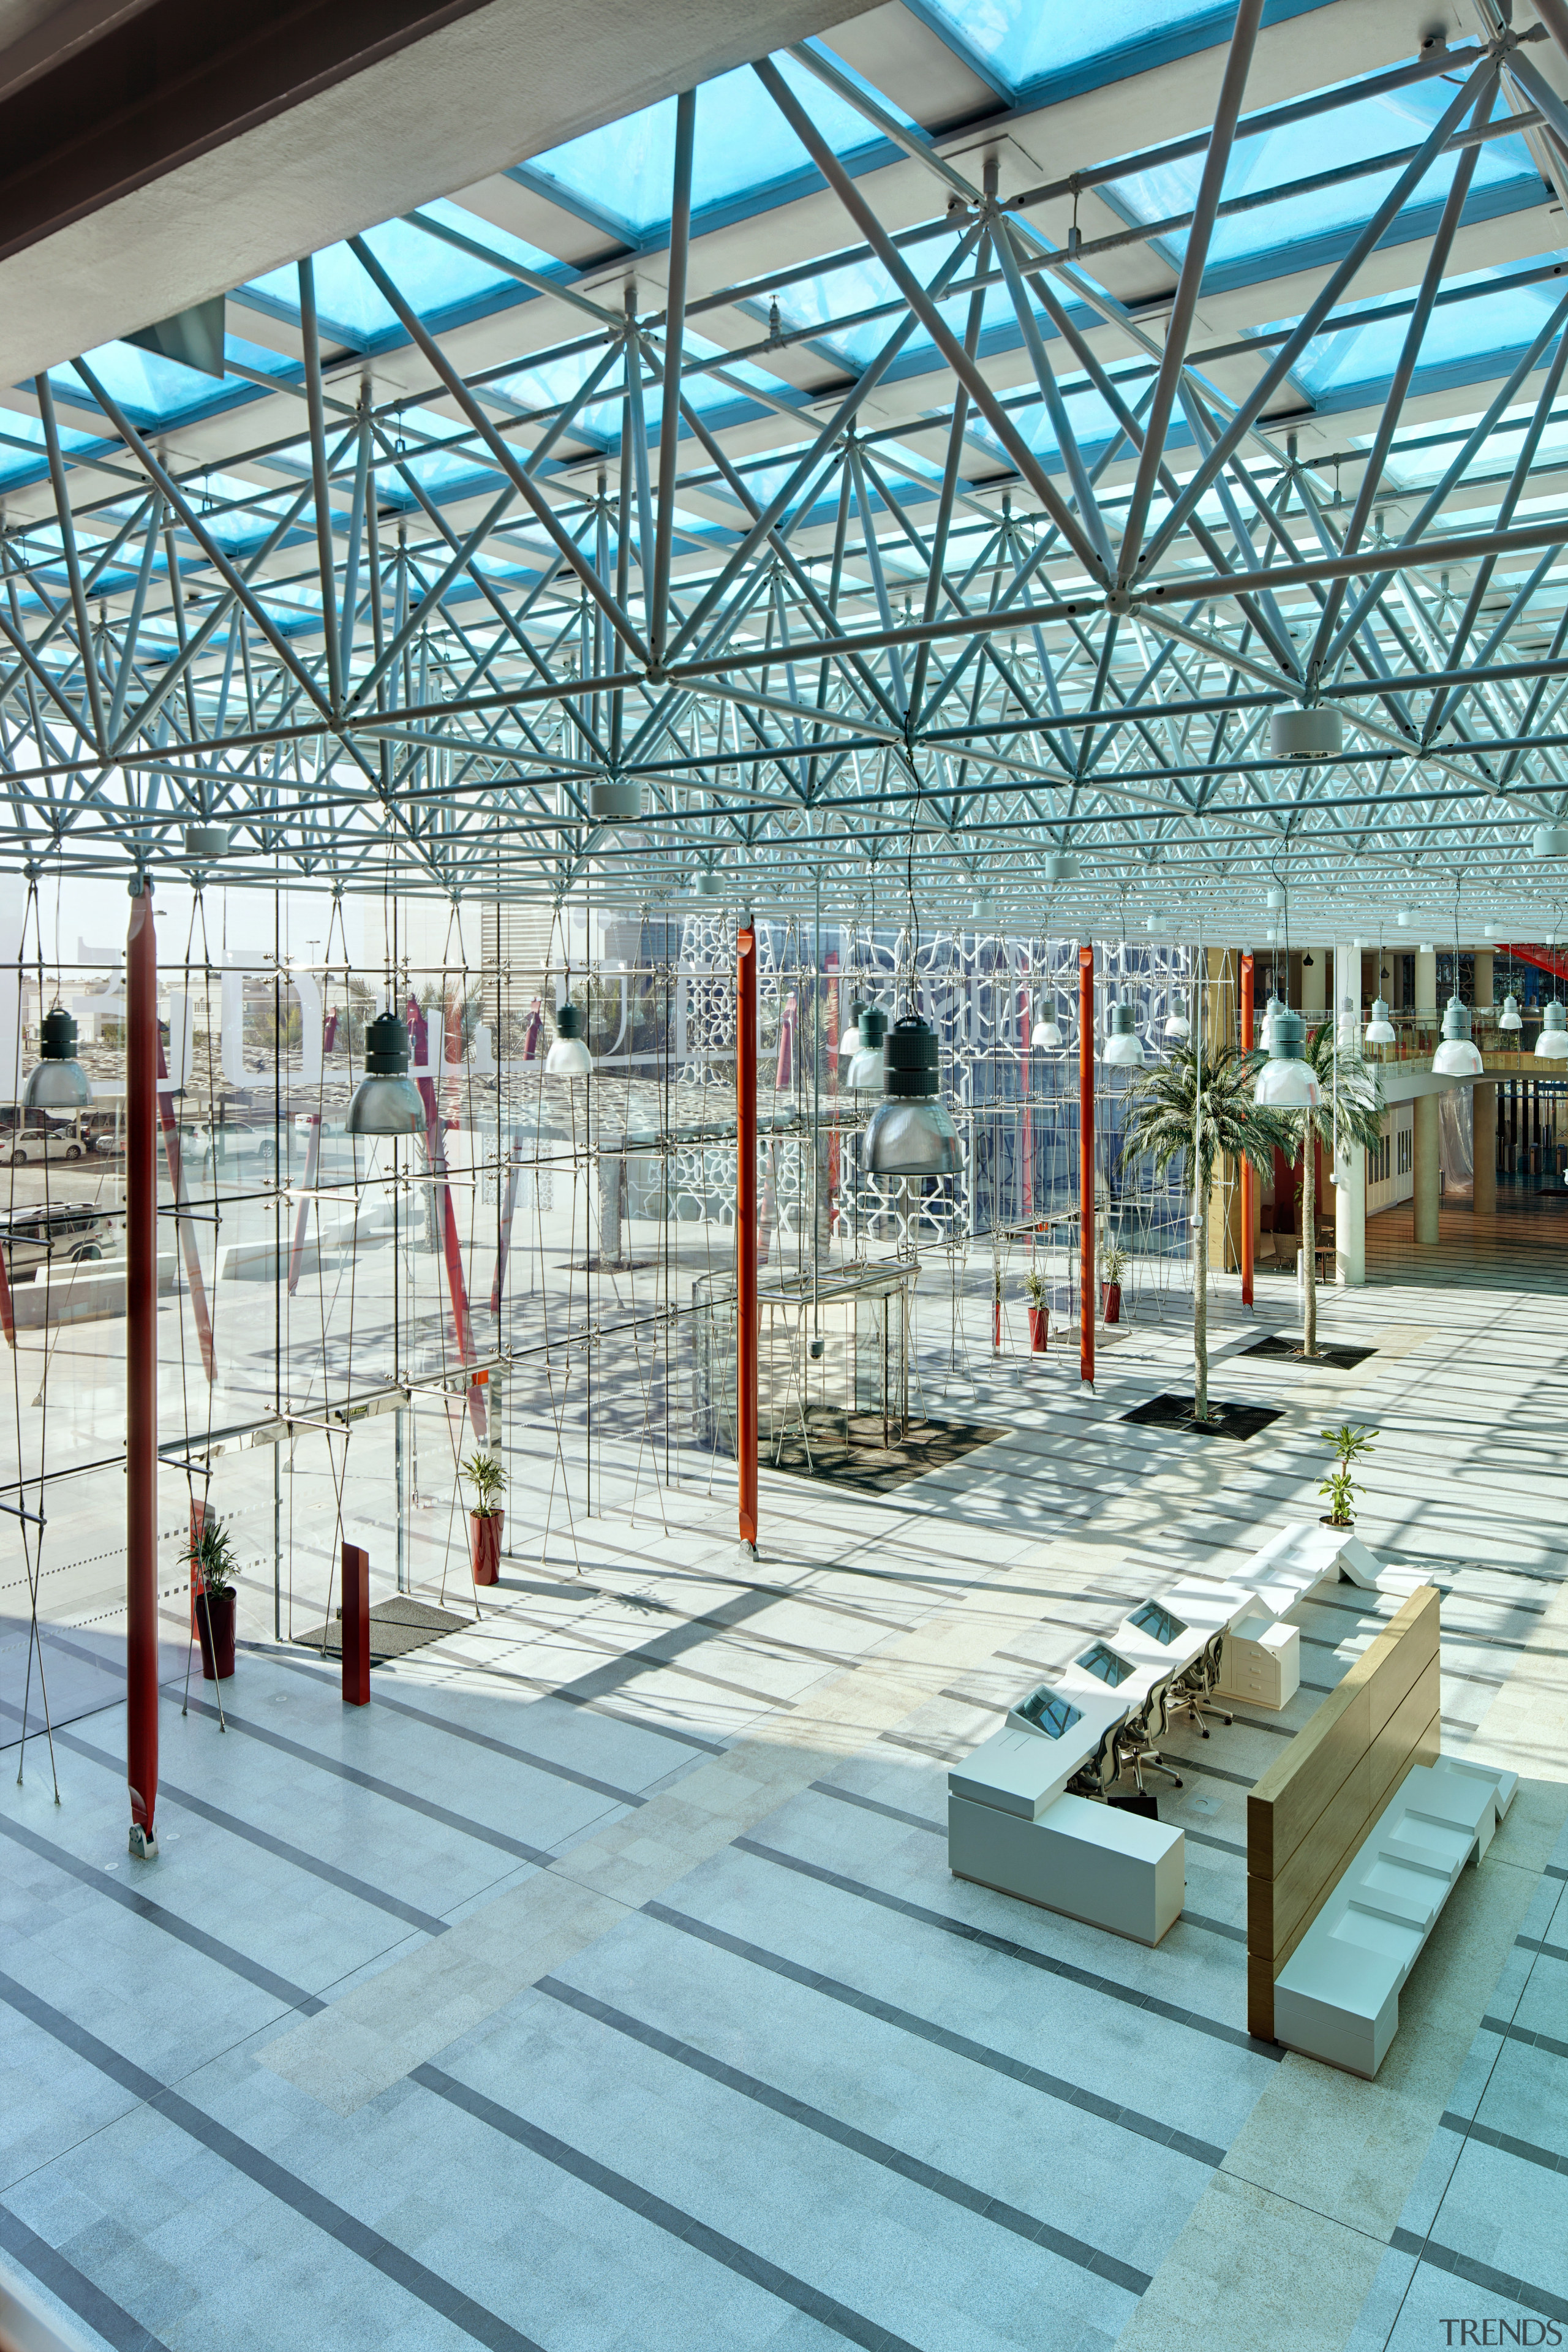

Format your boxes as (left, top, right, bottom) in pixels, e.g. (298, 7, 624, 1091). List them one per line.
(1499, 993, 1523, 1033)
(839, 1000, 865, 1057)
(1103, 1003, 1145, 1068)
(545, 1002, 594, 1076)
(1531, 824, 1568, 859)
(1536, 1001, 1568, 1059)
(1260, 993, 1285, 1048)
(21, 1008, 91, 1111)
(1163, 991, 1190, 1042)
(1041, 852, 1078, 883)
(847, 1005, 887, 1091)
(1364, 997, 1396, 1046)
(1271, 705, 1342, 760)
(1432, 998, 1483, 1078)
(1254, 1007, 1322, 1107)
(864, 1015, 960, 1175)
(346, 1012, 424, 1135)
(1031, 1003, 1064, 1050)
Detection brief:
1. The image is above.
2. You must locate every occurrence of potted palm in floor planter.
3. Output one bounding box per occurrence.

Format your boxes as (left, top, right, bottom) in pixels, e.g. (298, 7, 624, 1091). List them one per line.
(463, 1450, 505, 1584)
(1320, 1422, 1376, 1528)
(1099, 1240, 1127, 1325)
(189, 1514, 238, 1681)
(1024, 1265, 1048, 1352)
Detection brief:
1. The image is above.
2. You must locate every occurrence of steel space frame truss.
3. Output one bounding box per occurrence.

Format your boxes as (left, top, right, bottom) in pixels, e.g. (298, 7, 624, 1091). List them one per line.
(6, 13, 1568, 919)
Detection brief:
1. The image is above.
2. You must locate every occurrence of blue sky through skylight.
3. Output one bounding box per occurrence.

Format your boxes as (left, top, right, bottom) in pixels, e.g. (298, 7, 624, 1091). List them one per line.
(522, 50, 906, 243)
(1259, 260, 1568, 406)
(1110, 80, 1540, 275)
(917, 0, 1226, 96)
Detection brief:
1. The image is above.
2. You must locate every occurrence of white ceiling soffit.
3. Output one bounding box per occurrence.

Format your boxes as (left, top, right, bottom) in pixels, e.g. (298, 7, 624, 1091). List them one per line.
(0, 0, 882, 386)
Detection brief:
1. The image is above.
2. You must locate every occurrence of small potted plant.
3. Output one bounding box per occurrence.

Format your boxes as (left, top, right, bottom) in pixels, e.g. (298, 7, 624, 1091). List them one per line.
(1319, 1421, 1376, 1528)
(1101, 1239, 1128, 1325)
(189, 1514, 239, 1681)
(463, 1450, 506, 1584)
(1024, 1265, 1048, 1352)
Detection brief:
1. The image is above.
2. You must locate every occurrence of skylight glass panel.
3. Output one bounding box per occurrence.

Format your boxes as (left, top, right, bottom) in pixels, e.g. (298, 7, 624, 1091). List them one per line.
(523, 50, 900, 243)
(246, 205, 558, 344)
(1362, 393, 1568, 492)
(50, 333, 284, 427)
(0, 409, 102, 486)
(919, 0, 1221, 97)
(1258, 260, 1568, 406)
(766, 237, 1017, 373)
(1110, 81, 1540, 275)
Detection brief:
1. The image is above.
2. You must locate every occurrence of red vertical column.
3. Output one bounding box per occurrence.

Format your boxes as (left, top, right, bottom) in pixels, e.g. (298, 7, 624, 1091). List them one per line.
(736, 924, 758, 1551)
(1240, 951, 1255, 1310)
(1079, 943, 1095, 1390)
(341, 1542, 370, 1706)
(126, 883, 159, 1858)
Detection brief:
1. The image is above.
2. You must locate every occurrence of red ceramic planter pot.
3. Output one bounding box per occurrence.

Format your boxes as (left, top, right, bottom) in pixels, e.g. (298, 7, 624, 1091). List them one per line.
(195, 1588, 236, 1681)
(1101, 1281, 1122, 1324)
(470, 1510, 504, 1585)
(1027, 1306, 1048, 1352)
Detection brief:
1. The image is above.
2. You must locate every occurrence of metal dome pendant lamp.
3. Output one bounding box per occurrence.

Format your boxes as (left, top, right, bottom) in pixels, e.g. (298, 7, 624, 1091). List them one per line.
(1365, 997, 1396, 1046)
(1163, 989, 1191, 1042)
(1537, 1001, 1568, 1060)
(1433, 886, 1483, 1077)
(1433, 1000, 1483, 1078)
(1499, 993, 1523, 1033)
(23, 1007, 91, 1111)
(1031, 1003, 1064, 1050)
(347, 1011, 424, 1135)
(847, 1004, 887, 1091)
(545, 1000, 594, 1076)
(865, 1013, 959, 1175)
(839, 1001, 865, 1057)
(1254, 1007, 1322, 1107)
(1104, 1001, 1145, 1068)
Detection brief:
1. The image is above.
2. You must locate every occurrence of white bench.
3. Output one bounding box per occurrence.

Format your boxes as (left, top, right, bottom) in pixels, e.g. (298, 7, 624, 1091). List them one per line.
(1272, 1756, 1518, 2076)
(948, 1704, 1185, 1947)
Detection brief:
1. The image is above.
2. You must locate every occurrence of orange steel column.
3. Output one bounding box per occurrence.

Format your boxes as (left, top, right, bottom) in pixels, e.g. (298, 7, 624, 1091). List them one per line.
(1240, 951, 1255, 1309)
(736, 924, 759, 1550)
(1079, 943, 1095, 1389)
(126, 881, 159, 1858)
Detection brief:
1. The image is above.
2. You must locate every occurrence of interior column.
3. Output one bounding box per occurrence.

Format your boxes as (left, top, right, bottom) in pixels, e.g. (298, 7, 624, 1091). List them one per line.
(1473, 1084, 1496, 1213)
(1413, 1088, 1441, 1245)
(1335, 1108, 1366, 1287)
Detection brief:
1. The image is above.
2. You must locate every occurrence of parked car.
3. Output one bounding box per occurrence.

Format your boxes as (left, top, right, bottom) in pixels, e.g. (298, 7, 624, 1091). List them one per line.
(0, 1206, 118, 1275)
(0, 1126, 87, 1166)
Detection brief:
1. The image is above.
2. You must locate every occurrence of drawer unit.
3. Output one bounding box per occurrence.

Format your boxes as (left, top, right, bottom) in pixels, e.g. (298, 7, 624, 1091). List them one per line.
(1215, 1613, 1300, 1709)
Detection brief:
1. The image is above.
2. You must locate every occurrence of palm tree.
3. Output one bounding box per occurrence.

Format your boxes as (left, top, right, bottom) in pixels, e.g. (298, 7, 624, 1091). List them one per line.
(1122, 1039, 1290, 1420)
(1289, 1022, 1385, 1359)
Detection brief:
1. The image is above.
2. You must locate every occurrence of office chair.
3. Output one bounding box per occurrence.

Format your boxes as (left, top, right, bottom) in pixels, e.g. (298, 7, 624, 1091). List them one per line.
(1170, 1630, 1232, 1739)
(1068, 1717, 1121, 1801)
(1115, 1676, 1183, 1793)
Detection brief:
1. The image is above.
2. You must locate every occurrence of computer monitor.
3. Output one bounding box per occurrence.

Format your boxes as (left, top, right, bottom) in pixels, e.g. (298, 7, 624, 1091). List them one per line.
(1076, 1641, 1136, 1687)
(1014, 1685, 1083, 1740)
(1129, 1599, 1188, 1646)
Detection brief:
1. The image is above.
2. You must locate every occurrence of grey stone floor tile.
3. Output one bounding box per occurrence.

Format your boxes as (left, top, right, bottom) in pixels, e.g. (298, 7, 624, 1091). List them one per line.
(1343, 2245, 1421, 2352)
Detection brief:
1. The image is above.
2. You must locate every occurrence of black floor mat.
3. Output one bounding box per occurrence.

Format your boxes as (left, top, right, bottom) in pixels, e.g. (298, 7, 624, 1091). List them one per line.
(1241, 1335, 1377, 1370)
(1120, 1392, 1284, 1441)
(295, 1596, 470, 1664)
(768, 1408, 1000, 1494)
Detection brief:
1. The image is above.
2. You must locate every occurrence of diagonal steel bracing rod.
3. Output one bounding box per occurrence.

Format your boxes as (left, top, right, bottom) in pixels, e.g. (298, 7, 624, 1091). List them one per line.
(72, 357, 333, 716)
(651, 88, 695, 671)
(753, 58, 1109, 584)
(1118, 0, 1264, 585)
(1137, 59, 1498, 577)
(346, 234, 653, 669)
(298, 258, 344, 716)
(35, 372, 108, 752)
